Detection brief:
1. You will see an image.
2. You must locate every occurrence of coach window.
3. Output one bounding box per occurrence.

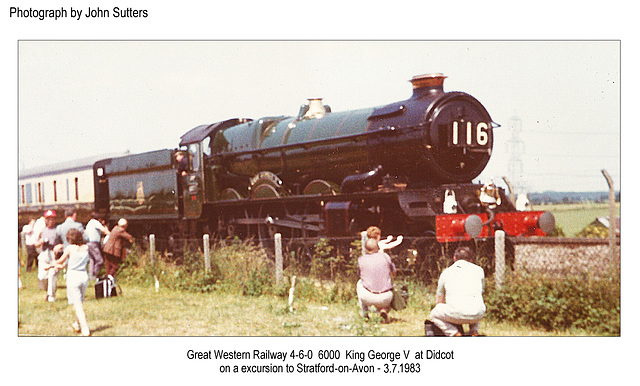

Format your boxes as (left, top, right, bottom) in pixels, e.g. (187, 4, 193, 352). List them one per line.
(37, 183, 43, 203)
(25, 183, 32, 204)
(53, 180, 58, 202)
(74, 178, 79, 201)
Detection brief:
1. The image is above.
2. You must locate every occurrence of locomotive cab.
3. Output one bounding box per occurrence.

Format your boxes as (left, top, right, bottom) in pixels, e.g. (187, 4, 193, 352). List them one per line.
(178, 119, 253, 217)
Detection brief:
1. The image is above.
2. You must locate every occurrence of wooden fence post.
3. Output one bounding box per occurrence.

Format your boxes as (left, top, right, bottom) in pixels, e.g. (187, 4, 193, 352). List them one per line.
(495, 230, 506, 290)
(275, 233, 283, 287)
(203, 234, 211, 273)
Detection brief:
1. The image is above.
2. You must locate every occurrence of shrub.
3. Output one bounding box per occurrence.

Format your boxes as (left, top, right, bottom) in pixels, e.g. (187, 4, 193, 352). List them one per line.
(117, 238, 273, 294)
(309, 238, 359, 281)
(546, 225, 566, 237)
(485, 273, 620, 335)
(576, 224, 609, 238)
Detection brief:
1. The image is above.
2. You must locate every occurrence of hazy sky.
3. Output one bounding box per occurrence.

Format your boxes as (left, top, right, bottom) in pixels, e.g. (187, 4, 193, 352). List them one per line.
(18, 41, 619, 192)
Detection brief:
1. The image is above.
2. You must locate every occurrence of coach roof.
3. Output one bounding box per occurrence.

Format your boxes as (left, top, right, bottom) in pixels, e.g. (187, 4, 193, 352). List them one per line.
(18, 152, 128, 179)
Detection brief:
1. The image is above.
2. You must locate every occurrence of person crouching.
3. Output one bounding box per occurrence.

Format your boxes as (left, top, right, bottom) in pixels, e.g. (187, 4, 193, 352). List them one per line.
(429, 246, 486, 336)
(356, 237, 396, 323)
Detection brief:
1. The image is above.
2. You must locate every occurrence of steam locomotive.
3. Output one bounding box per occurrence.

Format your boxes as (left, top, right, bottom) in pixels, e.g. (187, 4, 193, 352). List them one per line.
(20, 73, 554, 271)
(91, 73, 554, 245)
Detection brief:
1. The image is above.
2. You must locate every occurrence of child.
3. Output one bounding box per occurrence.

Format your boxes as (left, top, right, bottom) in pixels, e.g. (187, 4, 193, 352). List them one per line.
(54, 228, 91, 336)
(366, 226, 403, 252)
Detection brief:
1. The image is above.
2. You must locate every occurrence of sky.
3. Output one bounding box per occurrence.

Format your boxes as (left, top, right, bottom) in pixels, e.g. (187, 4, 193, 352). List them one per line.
(17, 40, 619, 193)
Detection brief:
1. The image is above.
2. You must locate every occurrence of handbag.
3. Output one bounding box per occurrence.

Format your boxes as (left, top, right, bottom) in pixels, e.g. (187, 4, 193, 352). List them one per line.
(390, 285, 408, 311)
(95, 275, 121, 299)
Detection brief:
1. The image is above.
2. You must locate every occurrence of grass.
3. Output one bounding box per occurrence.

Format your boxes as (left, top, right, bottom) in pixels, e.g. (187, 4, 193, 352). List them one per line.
(535, 202, 620, 237)
(17, 268, 597, 337)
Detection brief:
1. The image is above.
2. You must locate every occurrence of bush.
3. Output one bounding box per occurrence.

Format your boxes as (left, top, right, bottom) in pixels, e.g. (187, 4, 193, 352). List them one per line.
(547, 225, 566, 237)
(309, 238, 359, 281)
(485, 274, 620, 335)
(117, 239, 273, 295)
(576, 224, 609, 238)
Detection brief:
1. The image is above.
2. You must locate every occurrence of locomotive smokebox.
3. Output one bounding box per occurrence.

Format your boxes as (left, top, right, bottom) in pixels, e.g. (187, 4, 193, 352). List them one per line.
(410, 73, 447, 98)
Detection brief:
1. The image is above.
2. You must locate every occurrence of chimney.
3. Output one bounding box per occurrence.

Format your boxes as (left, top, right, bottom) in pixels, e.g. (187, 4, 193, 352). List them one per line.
(303, 98, 327, 119)
(409, 73, 447, 98)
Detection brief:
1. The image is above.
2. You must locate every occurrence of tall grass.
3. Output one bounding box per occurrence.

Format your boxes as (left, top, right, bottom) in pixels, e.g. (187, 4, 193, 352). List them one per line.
(17, 240, 618, 336)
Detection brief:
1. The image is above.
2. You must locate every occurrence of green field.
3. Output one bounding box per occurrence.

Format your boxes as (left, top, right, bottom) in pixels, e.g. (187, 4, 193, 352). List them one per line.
(17, 268, 600, 337)
(535, 202, 620, 237)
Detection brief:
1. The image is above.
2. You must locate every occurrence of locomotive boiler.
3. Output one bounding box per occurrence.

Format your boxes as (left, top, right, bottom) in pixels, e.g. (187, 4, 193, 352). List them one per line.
(92, 73, 554, 268)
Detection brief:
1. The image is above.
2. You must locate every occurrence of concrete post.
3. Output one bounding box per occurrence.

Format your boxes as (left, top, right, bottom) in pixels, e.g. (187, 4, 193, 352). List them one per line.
(203, 234, 211, 273)
(495, 230, 506, 290)
(601, 169, 618, 263)
(275, 233, 283, 286)
(149, 234, 155, 264)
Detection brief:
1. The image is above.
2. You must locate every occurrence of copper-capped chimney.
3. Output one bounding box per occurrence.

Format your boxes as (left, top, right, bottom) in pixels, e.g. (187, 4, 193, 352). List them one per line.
(303, 98, 327, 119)
(410, 73, 447, 98)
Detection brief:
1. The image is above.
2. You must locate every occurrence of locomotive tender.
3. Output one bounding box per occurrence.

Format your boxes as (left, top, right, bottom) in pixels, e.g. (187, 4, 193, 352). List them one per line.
(89, 73, 554, 253)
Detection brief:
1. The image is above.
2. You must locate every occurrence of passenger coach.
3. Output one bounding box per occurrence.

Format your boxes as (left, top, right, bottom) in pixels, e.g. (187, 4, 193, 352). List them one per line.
(18, 153, 125, 226)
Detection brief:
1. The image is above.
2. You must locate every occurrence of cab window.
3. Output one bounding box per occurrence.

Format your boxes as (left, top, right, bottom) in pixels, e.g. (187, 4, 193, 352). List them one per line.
(189, 143, 200, 171)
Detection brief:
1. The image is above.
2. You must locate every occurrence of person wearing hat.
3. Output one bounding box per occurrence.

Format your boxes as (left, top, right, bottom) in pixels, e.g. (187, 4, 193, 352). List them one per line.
(35, 210, 63, 302)
(428, 246, 486, 336)
(102, 218, 134, 278)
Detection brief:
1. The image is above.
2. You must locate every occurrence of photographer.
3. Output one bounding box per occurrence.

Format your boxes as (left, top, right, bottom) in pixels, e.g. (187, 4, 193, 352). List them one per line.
(429, 246, 486, 336)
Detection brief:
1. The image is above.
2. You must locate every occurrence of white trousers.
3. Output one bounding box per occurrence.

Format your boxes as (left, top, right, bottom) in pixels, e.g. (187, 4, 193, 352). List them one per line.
(356, 280, 393, 315)
(47, 268, 60, 298)
(38, 250, 59, 298)
(429, 303, 483, 336)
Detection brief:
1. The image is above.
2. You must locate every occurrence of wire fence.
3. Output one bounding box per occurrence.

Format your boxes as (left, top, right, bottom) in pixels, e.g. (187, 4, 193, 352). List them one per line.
(132, 233, 621, 285)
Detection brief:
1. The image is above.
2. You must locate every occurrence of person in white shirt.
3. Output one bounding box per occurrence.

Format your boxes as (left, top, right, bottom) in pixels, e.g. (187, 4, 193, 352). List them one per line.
(429, 246, 486, 336)
(22, 216, 46, 272)
(84, 212, 110, 279)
